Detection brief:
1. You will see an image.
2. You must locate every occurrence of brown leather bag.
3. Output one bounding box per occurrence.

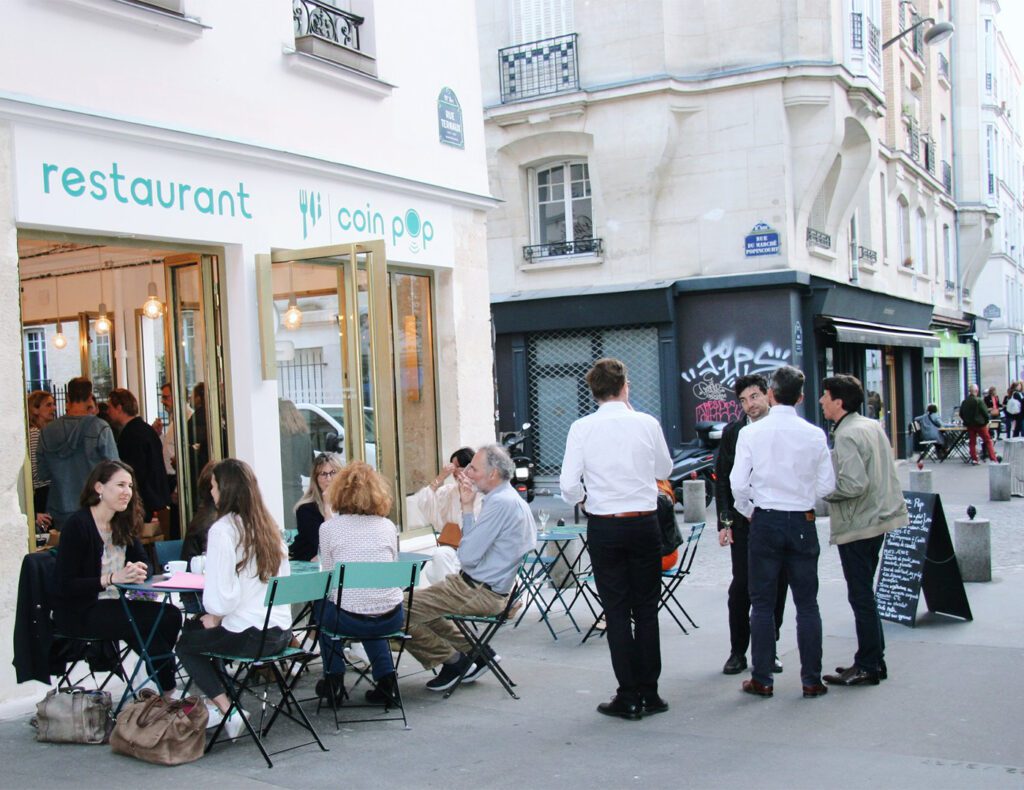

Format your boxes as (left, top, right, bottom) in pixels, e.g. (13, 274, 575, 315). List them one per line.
(35, 687, 113, 744)
(437, 521, 462, 549)
(110, 689, 208, 765)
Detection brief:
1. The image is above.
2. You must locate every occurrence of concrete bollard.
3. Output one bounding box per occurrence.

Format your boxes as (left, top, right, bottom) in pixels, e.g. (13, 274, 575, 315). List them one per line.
(682, 479, 707, 522)
(908, 469, 933, 493)
(989, 463, 1011, 501)
(954, 517, 991, 582)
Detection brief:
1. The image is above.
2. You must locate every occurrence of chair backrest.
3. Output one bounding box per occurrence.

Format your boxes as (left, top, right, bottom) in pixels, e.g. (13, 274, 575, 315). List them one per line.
(671, 522, 705, 577)
(264, 569, 334, 607)
(333, 561, 420, 591)
(154, 539, 184, 569)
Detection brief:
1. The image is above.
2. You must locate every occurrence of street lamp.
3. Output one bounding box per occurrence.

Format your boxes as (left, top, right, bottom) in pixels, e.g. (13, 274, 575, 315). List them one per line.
(883, 4, 954, 50)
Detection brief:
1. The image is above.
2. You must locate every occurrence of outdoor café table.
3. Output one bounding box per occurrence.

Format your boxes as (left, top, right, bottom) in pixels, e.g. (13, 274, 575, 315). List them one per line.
(940, 426, 970, 463)
(516, 530, 582, 639)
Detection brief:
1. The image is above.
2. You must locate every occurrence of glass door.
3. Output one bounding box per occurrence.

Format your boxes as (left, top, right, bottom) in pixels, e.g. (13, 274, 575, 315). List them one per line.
(263, 241, 400, 524)
(165, 254, 228, 524)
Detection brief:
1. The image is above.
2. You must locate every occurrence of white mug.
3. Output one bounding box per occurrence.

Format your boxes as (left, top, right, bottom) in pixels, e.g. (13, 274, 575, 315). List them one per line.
(164, 560, 187, 576)
(190, 555, 206, 575)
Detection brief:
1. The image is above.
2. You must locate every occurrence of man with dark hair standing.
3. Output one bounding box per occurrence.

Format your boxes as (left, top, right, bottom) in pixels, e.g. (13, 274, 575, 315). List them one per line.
(959, 383, 998, 464)
(819, 375, 907, 687)
(715, 373, 788, 676)
(37, 377, 119, 530)
(561, 358, 673, 720)
(108, 387, 171, 520)
(730, 365, 834, 699)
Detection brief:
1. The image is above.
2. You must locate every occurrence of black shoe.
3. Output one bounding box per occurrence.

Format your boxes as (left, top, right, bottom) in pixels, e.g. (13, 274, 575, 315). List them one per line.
(773, 655, 783, 674)
(823, 666, 880, 686)
(425, 653, 474, 692)
(832, 660, 887, 681)
(641, 695, 669, 715)
(315, 674, 346, 706)
(597, 695, 642, 720)
(463, 644, 500, 682)
(722, 653, 747, 675)
(364, 673, 399, 706)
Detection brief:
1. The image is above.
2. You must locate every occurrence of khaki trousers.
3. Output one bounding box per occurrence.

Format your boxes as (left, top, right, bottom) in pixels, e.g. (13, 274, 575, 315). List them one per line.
(405, 572, 506, 669)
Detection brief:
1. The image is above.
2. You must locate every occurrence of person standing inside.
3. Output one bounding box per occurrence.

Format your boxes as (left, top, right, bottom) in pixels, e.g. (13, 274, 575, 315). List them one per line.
(560, 358, 673, 720)
(37, 377, 119, 530)
(714, 374, 788, 676)
(27, 390, 56, 531)
(730, 365, 834, 699)
(819, 375, 907, 687)
(959, 384, 998, 464)
(107, 387, 171, 521)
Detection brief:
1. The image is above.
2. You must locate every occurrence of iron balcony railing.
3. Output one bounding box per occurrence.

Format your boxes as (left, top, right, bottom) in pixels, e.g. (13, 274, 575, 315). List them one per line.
(859, 246, 878, 265)
(807, 227, 831, 250)
(851, 12, 863, 49)
(906, 118, 920, 162)
(499, 33, 579, 103)
(988, 172, 995, 195)
(523, 237, 602, 261)
(924, 140, 936, 175)
(868, 20, 881, 69)
(938, 52, 950, 81)
(942, 161, 952, 194)
(945, 279, 956, 292)
(293, 0, 363, 51)
(963, 287, 971, 299)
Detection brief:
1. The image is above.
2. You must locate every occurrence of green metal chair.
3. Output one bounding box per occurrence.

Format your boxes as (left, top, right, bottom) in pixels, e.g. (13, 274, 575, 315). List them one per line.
(657, 522, 706, 634)
(316, 560, 420, 730)
(203, 569, 333, 769)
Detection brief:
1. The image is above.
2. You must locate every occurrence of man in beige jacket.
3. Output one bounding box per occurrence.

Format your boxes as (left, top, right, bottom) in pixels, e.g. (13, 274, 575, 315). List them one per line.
(819, 374, 908, 687)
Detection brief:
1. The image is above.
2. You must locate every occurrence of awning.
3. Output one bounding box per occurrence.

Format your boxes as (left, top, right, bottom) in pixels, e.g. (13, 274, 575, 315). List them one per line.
(823, 316, 940, 349)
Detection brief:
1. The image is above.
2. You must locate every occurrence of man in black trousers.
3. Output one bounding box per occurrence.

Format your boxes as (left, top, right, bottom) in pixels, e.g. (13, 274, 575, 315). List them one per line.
(715, 374, 789, 675)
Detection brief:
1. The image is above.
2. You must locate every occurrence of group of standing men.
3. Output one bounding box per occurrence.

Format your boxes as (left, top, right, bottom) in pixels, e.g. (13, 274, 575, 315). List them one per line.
(559, 359, 908, 719)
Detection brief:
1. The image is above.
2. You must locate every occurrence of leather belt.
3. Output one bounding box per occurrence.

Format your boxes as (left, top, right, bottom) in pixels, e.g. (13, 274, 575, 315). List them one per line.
(460, 570, 493, 591)
(754, 507, 816, 522)
(594, 510, 656, 519)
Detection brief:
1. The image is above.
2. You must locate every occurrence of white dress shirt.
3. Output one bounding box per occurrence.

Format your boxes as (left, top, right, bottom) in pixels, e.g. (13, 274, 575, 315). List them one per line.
(729, 404, 835, 519)
(559, 401, 673, 514)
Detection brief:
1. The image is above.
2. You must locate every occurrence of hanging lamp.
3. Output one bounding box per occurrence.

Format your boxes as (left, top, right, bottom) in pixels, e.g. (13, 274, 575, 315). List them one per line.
(95, 255, 111, 335)
(142, 259, 166, 319)
(282, 262, 303, 330)
(52, 276, 67, 350)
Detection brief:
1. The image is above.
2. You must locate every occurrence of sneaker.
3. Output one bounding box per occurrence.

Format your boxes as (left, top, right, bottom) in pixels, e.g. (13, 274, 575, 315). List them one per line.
(344, 643, 370, 668)
(773, 655, 784, 674)
(205, 702, 224, 729)
(425, 653, 474, 691)
(463, 644, 500, 682)
(223, 708, 250, 740)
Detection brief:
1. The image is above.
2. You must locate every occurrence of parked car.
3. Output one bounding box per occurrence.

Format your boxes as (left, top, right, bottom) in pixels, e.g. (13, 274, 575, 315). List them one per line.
(295, 403, 377, 468)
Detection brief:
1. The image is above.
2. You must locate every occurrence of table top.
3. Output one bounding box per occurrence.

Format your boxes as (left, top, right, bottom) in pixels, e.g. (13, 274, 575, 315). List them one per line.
(940, 426, 966, 432)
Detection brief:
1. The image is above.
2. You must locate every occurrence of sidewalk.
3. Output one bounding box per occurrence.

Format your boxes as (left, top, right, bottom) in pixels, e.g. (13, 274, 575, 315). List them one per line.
(1, 458, 1021, 788)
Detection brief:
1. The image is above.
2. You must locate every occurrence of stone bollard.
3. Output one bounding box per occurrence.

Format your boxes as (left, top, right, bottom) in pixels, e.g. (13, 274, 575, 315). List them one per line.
(989, 463, 1011, 501)
(954, 517, 992, 582)
(908, 469, 933, 493)
(682, 479, 707, 522)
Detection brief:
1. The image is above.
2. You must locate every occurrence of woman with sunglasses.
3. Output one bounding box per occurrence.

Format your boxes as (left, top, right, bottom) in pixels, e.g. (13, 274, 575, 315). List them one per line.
(290, 452, 344, 562)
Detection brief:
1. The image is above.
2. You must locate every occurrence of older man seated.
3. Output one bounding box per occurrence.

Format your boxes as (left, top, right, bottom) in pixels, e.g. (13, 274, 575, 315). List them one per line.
(404, 444, 535, 691)
(914, 404, 947, 458)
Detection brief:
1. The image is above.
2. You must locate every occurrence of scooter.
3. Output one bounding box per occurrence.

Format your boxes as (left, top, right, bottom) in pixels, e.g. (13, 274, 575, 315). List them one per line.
(668, 421, 727, 507)
(501, 422, 535, 502)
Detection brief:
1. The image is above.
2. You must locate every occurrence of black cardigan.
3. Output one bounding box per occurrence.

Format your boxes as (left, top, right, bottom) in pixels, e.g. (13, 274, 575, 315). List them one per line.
(53, 508, 148, 624)
(289, 501, 324, 561)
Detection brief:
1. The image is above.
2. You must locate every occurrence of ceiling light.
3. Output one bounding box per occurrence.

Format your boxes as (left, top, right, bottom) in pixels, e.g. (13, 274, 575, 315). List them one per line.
(141, 260, 165, 319)
(52, 277, 67, 349)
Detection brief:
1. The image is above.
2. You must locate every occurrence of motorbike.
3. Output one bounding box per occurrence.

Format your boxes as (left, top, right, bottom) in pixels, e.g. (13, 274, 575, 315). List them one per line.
(501, 422, 535, 502)
(668, 420, 727, 507)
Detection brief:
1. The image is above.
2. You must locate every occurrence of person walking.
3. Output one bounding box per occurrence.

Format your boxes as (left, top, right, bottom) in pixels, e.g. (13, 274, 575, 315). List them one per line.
(959, 384, 998, 464)
(729, 365, 835, 700)
(819, 375, 908, 687)
(560, 358, 673, 720)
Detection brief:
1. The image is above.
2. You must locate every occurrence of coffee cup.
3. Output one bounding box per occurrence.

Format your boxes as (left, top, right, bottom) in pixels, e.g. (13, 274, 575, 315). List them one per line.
(190, 555, 206, 575)
(164, 560, 188, 576)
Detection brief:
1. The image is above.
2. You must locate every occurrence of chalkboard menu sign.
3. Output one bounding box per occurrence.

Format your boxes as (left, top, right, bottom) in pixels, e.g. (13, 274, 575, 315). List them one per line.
(875, 492, 972, 627)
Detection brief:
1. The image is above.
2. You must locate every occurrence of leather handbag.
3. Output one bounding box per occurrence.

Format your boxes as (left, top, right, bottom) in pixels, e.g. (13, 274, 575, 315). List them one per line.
(110, 689, 209, 765)
(35, 686, 114, 744)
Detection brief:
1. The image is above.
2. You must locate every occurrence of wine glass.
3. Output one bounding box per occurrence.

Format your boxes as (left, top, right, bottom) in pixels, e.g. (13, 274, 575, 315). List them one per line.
(537, 510, 550, 533)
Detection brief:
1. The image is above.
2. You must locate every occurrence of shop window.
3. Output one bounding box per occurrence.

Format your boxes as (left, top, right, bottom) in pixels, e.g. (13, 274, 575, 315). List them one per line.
(524, 160, 601, 261)
(23, 329, 48, 392)
(293, 0, 378, 78)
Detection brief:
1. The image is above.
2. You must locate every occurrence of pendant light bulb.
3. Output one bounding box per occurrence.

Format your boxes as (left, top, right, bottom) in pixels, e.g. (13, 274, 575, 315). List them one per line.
(53, 320, 67, 350)
(142, 281, 166, 319)
(283, 294, 303, 330)
(95, 303, 112, 335)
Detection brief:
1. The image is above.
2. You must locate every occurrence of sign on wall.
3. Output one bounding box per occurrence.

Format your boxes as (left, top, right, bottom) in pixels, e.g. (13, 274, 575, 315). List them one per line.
(744, 223, 781, 257)
(437, 87, 464, 149)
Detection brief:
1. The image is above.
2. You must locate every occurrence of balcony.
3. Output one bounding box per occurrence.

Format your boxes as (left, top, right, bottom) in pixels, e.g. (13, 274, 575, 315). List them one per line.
(942, 161, 952, 194)
(858, 246, 878, 265)
(806, 227, 831, 250)
(938, 53, 950, 83)
(523, 236, 602, 262)
(851, 12, 863, 49)
(499, 34, 579, 104)
(867, 20, 881, 70)
(923, 140, 936, 175)
(293, 0, 375, 77)
(904, 118, 920, 162)
(945, 279, 956, 292)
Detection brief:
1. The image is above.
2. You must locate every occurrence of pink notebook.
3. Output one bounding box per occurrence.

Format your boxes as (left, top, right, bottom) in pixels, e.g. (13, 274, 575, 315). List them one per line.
(152, 572, 206, 590)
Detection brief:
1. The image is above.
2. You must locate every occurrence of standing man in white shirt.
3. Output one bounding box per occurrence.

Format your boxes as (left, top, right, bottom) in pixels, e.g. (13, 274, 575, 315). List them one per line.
(560, 358, 673, 721)
(729, 365, 835, 700)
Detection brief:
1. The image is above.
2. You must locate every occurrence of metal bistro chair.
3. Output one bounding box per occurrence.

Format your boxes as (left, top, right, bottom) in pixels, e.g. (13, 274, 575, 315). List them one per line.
(657, 522, 706, 634)
(316, 560, 420, 730)
(910, 420, 941, 463)
(204, 570, 333, 769)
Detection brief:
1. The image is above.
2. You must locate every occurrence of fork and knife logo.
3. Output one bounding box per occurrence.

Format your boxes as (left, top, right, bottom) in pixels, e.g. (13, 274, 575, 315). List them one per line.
(299, 189, 323, 239)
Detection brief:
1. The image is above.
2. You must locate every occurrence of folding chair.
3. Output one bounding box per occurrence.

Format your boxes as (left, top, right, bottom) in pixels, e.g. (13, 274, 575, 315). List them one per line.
(441, 581, 523, 700)
(154, 539, 184, 569)
(658, 522, 706, 634)
(204, 570, 333, 769)
(52, 634, 131, 691)
(315, 560, 420, 729)
(910, 420, 940, 463)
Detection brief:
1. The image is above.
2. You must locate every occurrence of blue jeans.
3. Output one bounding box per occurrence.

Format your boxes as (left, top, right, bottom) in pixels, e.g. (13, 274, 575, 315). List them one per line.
(313, 600, 404, 680)
(748, 509, 822, 687)
(838, 534, 885, 672)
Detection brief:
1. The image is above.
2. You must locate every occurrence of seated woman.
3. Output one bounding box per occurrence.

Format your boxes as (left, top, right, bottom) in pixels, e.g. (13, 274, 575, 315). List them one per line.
(53, 460, 182, 699)
(175, 459, 291, 737)
(413, 447, 481, 586)
(289, 452, 344, 562)
(314, 461, 404, 707)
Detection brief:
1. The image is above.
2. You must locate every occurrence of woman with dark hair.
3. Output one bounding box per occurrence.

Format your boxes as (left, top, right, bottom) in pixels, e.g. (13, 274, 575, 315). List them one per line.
(413, 447, 482, 586)
(181, 461, 218, 566)
(290, 452, 344, 562)
(52, 459, 182, 697)
(314, 461, 403, 706)
(27, 390, 56, 531)
(174, 458, 290, 737)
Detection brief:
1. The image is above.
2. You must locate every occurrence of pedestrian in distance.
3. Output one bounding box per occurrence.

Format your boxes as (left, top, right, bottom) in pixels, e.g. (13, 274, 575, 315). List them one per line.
(959, 384, 998, 464)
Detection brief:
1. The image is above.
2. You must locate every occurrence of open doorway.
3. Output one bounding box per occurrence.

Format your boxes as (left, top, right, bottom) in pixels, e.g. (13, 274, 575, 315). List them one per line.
(18, 235, 228, 548)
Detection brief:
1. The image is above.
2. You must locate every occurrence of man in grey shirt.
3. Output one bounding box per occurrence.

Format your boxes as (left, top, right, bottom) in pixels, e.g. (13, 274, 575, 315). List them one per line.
(405, 444, 536, 691)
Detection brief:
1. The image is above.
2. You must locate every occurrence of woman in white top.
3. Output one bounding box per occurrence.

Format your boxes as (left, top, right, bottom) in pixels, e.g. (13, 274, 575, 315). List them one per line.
(175, 459, 290, 733)
(413, 447, 483, 586)
(314, 461, 404, 707)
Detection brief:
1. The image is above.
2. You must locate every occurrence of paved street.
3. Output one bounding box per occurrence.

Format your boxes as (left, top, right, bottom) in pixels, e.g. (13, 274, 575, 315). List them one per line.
(1, 454, 1021, 789)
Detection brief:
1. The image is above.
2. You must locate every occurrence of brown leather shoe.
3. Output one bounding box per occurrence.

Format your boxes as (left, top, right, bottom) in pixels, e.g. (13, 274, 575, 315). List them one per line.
(802, 683, 828, 698)
(741, 679, 773, 698)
